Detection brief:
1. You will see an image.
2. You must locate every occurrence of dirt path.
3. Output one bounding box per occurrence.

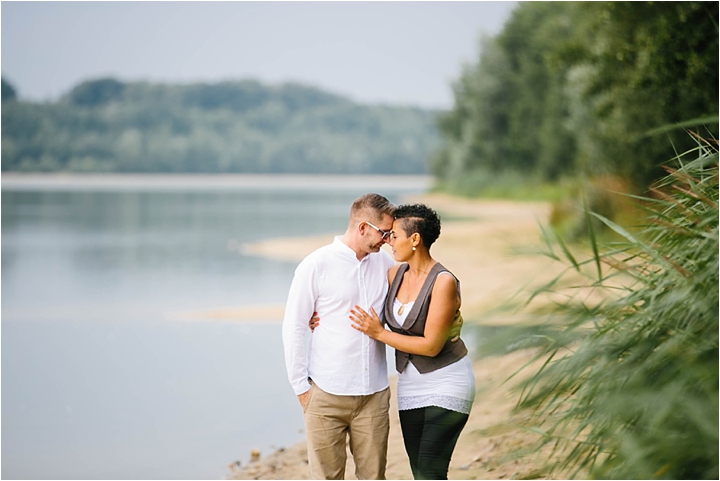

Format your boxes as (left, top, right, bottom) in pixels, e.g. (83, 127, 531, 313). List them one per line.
(228, 194, 574, 480)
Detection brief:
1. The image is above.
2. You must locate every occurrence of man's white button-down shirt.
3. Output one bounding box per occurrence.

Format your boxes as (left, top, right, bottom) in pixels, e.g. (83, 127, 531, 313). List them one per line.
(282, 236, 395, 396)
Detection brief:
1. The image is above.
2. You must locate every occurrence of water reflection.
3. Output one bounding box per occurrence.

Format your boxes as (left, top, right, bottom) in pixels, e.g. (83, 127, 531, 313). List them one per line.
(1, 178, 427, 479)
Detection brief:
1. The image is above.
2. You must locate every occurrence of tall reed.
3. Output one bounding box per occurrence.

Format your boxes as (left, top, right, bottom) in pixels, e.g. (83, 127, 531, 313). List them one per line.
(516, 135, 718, 479)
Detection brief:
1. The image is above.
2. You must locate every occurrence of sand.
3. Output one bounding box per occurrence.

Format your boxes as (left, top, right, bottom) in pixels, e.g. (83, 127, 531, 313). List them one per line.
(222, 193, 580, 480)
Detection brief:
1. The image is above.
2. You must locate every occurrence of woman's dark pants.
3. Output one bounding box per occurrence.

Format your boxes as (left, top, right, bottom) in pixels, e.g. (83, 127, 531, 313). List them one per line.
(399, 406, 469, 480)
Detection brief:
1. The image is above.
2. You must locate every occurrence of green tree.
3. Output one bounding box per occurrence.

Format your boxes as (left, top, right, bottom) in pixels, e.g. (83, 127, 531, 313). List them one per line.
(433, 2, 582, 191)
(563, 2, 719, 188)
(431, 35, 514, 191)
(68, 78, 126, 106)
(2, 77, 18, 102)
(433, 1, 719, 194)
(495, 1, 578, 176)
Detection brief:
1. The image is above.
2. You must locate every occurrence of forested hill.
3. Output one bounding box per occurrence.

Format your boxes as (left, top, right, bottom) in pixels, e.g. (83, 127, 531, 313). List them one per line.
(1, 78, 440, 174)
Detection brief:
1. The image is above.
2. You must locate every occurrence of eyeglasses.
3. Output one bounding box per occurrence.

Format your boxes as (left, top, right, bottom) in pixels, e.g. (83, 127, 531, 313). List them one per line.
(365, 221, 393, 240)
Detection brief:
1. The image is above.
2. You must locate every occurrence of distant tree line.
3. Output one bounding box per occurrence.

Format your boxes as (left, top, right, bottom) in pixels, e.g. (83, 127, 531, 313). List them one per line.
(1, 78, 439, 174)
(433, 1, 719, 193)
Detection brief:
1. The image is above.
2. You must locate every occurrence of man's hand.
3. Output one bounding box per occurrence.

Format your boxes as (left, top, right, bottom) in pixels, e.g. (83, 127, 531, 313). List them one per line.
(449, 310, 464, 342)
(297, 390, 310, 408)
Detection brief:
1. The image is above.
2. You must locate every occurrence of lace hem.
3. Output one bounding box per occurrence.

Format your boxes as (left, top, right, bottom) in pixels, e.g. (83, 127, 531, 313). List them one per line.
(398, 394, 473, 415)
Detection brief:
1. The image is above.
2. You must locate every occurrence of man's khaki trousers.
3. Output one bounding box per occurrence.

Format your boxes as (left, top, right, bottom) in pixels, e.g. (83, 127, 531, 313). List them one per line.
(303, 383, 390, 480)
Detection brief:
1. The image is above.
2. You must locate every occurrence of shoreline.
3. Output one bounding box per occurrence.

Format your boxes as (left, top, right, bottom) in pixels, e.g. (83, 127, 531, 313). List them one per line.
(225, 193, 572, 480)
(190, 194, 556, 324)
(1, 172, 432, 191)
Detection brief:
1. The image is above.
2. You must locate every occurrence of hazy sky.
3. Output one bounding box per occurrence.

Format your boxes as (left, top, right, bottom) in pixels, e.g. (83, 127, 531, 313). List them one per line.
(1, 1, 517, 109)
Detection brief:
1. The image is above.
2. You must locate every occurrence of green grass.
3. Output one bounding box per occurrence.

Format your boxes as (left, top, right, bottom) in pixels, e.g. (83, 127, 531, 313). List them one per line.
(432, 169, 576, 202)
(512, 136, 719, 479)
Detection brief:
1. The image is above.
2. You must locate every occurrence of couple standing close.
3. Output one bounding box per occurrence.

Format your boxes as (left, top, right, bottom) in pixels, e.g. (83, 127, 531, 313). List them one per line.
(282, 193, 475, 480)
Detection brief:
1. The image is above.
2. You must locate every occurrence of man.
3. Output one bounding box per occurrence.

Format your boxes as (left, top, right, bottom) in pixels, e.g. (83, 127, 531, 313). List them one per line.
(282, 193, 396, 480)
(282, 193, 463, 479)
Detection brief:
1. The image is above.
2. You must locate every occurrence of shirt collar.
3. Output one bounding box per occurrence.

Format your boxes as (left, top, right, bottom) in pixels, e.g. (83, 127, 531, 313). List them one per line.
(332, 236, 368, 262)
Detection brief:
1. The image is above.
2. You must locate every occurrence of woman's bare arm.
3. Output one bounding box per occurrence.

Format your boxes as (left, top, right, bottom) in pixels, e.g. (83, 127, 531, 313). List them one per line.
(350, 274, 459, 357)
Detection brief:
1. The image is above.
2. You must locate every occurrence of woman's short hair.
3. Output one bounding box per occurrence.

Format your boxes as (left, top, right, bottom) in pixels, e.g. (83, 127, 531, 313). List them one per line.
(394, 204, 441, 248)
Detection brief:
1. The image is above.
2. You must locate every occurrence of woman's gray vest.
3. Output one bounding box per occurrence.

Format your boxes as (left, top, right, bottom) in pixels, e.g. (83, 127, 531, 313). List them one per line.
(383, 262, 468, 374)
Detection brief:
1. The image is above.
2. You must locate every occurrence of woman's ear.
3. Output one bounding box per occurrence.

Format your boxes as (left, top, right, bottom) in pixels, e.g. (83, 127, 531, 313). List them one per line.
(411, 232, 421, 247)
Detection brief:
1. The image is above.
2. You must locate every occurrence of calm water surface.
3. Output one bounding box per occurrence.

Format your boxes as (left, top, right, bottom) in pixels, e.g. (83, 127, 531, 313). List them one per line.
(2, 175, 434, 480)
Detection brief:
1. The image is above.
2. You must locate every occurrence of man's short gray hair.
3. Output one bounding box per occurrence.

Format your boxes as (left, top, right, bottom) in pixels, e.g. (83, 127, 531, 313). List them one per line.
(349, 193, 396, 225)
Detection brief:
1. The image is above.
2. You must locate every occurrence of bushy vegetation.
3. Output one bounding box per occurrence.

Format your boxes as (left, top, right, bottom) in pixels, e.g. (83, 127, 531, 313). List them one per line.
(517, 137, 719, 479)
(1, 78, 439, 174)
(1, 78, 17, 102)
(433, 2, 719, 195)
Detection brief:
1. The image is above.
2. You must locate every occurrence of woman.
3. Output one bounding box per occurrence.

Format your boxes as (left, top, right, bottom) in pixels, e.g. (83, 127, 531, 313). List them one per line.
(349, 203, 475, 480)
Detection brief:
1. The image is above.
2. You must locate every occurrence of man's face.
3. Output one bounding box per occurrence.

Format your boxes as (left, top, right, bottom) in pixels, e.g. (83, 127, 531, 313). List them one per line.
(363, 214, 394, 254)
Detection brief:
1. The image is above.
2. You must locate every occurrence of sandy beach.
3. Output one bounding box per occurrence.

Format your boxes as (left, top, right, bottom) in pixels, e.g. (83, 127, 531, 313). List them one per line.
(223, 193, 576, 480)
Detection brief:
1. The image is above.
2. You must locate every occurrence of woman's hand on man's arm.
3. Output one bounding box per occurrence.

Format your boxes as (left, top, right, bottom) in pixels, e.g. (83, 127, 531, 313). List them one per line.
(308, 312, 320, 332)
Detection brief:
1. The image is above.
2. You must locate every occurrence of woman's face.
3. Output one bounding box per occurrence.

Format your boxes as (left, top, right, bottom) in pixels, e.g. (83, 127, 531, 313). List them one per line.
(389, 219, 413, 262)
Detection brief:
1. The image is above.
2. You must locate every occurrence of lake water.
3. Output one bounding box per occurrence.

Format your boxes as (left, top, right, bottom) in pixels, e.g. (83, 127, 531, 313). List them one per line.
(1, 174, 437, 480)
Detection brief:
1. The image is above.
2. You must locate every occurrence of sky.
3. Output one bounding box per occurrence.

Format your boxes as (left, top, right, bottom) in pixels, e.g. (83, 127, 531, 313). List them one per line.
(1, 1, 517, 109)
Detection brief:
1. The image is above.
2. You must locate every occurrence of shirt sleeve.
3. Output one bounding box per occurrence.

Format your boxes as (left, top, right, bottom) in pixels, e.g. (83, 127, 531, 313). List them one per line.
(281, 256, 318, 395)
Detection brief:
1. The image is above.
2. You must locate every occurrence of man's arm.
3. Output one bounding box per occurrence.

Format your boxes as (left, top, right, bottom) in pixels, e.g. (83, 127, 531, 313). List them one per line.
(281, 259, 318, 405)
